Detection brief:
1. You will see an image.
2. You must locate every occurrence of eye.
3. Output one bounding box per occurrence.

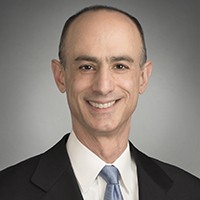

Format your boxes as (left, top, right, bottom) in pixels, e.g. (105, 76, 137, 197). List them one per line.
(79, 65, 95, 71)
(114, 64, 129, 70)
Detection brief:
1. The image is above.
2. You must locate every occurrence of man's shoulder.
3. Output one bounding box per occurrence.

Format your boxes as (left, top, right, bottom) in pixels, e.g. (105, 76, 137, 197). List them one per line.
(0, 154, 44, 199)
(0, 154, 41, 187)
(131, 143, 199, 182)
(153, 157, 199, 181)
(152, 157, 200, 196)
(154, 157, 196, 175)
(0, 134, 68, 182)
(130, 143, 200, 198)
(0, 154, 41, 180)
(0, 134, 70, 199)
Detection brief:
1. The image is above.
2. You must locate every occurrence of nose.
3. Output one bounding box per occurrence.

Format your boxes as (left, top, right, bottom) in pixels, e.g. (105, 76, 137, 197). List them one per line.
(92, 67, 115, 95)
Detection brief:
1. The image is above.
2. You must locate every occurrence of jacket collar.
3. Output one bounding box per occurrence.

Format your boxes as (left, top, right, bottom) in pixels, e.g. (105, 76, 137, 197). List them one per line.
(31, 134, 173, 200)
(129, 142, 174, 200)
(31, 134, 83, 200)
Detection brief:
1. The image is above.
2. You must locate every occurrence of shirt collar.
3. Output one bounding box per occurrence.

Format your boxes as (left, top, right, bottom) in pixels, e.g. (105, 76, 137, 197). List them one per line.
(67, 131, 105, 193)
(113, 142, 136, 193)
(66, 131, 136, 193)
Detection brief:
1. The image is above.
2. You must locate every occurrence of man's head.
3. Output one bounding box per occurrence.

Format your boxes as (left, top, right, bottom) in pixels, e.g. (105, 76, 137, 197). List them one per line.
(52, 5, 152, 138)
(58, 5, 147, 68)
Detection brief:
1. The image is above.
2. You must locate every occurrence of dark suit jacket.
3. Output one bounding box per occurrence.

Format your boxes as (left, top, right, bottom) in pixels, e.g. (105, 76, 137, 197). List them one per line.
(0, 134, 199, 200)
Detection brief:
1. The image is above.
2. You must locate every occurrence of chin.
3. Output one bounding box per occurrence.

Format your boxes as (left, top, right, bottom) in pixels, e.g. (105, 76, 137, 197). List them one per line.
(89, 123, 120, 135)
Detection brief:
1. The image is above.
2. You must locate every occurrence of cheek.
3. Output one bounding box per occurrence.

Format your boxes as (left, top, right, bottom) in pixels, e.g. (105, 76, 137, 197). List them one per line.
(66, 74, 91, 98)
(118, 72, 140, 94)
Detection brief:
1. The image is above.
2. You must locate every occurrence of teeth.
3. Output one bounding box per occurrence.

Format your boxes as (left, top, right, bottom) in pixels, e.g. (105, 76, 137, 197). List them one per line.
(89, 101, 115, 109)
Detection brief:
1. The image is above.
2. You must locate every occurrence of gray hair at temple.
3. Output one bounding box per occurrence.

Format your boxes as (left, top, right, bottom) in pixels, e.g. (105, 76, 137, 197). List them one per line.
(58, 5, 147, 68)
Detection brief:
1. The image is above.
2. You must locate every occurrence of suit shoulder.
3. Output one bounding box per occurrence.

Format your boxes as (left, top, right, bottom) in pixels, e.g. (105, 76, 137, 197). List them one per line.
(153, 158, 199, 181)
(131, 143, 200, 198)
(0, 135, 69, 188)
(0, 154, 41, 186)
(153, 158, 200, 197)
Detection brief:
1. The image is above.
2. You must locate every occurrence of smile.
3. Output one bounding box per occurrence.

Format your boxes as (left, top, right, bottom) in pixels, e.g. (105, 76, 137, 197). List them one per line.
(88, 100, 116, 109)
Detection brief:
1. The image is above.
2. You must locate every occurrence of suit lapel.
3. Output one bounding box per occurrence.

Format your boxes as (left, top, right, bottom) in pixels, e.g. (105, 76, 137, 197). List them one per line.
(31, 134, 83, 200)
(130, 142, 174, 200)
(30, 134, 174, 200)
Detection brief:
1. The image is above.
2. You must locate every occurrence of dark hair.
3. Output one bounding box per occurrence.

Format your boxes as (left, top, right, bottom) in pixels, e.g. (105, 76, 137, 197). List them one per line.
(58, 5, 147, 67)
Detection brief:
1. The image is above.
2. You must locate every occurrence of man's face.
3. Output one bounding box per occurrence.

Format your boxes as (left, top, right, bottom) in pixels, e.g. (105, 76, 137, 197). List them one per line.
(52, 11, 152, 137)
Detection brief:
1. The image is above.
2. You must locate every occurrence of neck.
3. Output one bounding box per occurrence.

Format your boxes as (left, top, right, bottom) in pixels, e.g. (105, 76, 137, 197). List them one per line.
(73, 125, 130, 163)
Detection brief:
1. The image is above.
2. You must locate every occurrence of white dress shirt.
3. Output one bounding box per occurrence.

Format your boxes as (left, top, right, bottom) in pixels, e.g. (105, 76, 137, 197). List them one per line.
(66, 131, 139, 200)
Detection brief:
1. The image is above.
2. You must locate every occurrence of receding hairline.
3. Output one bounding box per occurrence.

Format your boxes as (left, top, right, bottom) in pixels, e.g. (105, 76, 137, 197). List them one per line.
(68, 8, 137, 26)
(59, 5, 147, 67)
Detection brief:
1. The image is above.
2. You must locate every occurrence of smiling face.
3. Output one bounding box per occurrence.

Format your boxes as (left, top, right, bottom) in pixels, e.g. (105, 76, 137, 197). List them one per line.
(52, 10, 152, 138)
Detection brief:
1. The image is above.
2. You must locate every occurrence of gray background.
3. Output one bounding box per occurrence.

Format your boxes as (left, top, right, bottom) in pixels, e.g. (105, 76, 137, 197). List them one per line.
(0, 0, 199, 177)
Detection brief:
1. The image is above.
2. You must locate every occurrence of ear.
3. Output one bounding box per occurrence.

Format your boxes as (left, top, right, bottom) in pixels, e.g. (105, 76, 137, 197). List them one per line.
(139, 61, 152, 94)
(51, 59, 66, 93)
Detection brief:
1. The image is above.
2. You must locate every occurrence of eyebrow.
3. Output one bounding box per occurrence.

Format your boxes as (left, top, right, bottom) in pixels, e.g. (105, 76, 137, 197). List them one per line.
(75, 55, 99, 63)
(74, 55, 134, 64)
(109, 56, 134, 63)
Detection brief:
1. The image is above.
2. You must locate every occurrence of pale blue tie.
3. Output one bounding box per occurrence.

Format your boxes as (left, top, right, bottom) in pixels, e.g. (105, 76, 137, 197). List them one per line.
(99, 165, 124, 200)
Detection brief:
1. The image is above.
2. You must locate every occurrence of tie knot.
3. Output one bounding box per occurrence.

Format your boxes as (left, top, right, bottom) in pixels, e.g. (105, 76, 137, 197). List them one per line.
(99, 165, 120, 184)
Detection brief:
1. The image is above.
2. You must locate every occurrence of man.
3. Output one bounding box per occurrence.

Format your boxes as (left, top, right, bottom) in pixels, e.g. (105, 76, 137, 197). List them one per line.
(0, 5, 199, 200)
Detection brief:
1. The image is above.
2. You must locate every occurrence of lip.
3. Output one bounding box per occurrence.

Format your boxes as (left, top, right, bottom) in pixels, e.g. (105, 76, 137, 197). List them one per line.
(88, 100, 115, 109)
(87, 99, 120, 110)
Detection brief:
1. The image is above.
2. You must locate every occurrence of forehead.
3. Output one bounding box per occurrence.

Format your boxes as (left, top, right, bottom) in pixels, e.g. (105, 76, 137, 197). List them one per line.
(67, 10, 139, 37)
(64, 10, 142, 60)
(73, 10, 135, 25)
